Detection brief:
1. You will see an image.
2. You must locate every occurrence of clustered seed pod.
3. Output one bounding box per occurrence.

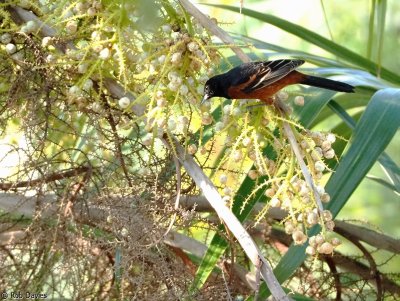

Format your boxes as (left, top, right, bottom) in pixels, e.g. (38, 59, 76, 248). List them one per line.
(307, 232, 340, 256)
(292, 230, 307, 245)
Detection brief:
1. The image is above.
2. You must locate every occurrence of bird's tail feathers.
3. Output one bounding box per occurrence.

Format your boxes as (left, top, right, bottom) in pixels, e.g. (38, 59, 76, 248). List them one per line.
(302, 75, 354, 93)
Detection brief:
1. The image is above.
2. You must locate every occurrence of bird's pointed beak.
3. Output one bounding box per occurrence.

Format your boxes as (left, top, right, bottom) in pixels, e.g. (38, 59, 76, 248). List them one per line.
(201, 94, 209, 105)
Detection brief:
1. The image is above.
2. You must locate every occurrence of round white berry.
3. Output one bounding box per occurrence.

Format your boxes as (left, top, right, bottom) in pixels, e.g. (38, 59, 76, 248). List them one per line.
(326, 133, 336, 143)
(299, 184, 309, 196)
(167, 71, 178, 81)
(187, 144, 197, 155)
(309, 236, 317, 247)
(201, 114, 213, 125)
(5, 43, 16, 54)
(284, 222, 295, 234)
(187, 41, 199, 52)
(321, 140, 332, 151)
(120, 227, 129, 237)
(315, 234, 325, 245)
(215, 121, 224, 131)
(276, 91, 288, 101)
(247, 151, 256, 161)
(179, 84, 188, 95)
(222, 195, 231, 205)
(232, 150, 243, 162)
(321, 192, 331, 203)
(142, 133, 153, 146)
(331, 237, 341, 246)
(318, 242, 333, 254)
(118, 97, 130, 109)
(69, 85, 81, 96)
(294, 96, 305, 106)
(162, 24, 171, 33)
(232, 107, 242, 116)
(158, 54, 166, 64)
(242, 137, 251, 147)
(1, 33, 12, 44)
(87, 7, 96, 16)
(25, 20, 38, 32)
(45, 54, 55, 62)
(307, 212, 318, 226)
(78, 63, 88, 74)
(306, 246, 316, 255)
(42, 36, 52, 47)
(11, 52, 24, 61)
(325, 220, 335, 231)
(167, 81, 179, 92)
(75, 2, 86, 13)
(292, 230, 307, 245)
(248, 170, 258, 180)
(265, 188, 275, 198)
(223, 187, 232, 196)
(66, 21, 78, 34)
(167, 119, 176, 131)
(155, 90, 164, 99)
(171, 52, 182, 65)
(314, 161, 325, 172)
(223, 105, 231, 115)
(99, 48, 111, 60)
(219, 174, 228, 184)
(324, 148, 335, 159)
(322, 210, 333, 221)
(200, 100, 211, 112)
(187, 77, 194, 85)
(82, 79, 93, 91)
(93, 1, 102, 9)
(91, 31, 101, 40)
(270, 197, 281, 207)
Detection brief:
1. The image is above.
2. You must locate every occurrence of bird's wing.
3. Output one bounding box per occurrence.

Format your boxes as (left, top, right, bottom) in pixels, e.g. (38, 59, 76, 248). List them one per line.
(239, 59, 305, 93)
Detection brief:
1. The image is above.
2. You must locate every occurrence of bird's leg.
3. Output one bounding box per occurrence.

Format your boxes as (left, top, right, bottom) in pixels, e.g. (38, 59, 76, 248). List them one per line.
(261, 96, 275, 105)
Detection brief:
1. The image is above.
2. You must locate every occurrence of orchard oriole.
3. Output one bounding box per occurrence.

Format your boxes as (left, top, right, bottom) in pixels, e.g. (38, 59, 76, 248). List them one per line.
(202, 59, 354, 104)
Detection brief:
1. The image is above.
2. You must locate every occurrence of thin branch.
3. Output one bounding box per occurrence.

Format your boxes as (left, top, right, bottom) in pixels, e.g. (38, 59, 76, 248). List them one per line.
(178, 0, 250, 63)
(325, 256, 342, 301)
(0, 166, 90, 191)
(281, 119, 324, 212)
(336, 228, 383, 300)
(160, 135, 290, 300)
(335, 220, 400, 254)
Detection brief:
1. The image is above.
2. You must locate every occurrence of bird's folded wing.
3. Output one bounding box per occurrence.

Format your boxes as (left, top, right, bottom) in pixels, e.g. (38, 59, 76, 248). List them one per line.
(242, 59, 304, 93)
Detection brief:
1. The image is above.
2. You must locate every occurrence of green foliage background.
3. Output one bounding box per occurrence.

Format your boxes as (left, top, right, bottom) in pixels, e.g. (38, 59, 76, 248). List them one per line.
(0, 0, 399, 300)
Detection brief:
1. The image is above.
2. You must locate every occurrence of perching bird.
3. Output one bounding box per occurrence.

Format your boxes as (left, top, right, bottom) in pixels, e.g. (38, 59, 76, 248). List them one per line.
(202, 59, 354, 104)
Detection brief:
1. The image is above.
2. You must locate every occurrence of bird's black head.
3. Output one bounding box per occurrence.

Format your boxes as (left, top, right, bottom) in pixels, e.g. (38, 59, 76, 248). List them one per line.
(202, 75, 229, 103)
